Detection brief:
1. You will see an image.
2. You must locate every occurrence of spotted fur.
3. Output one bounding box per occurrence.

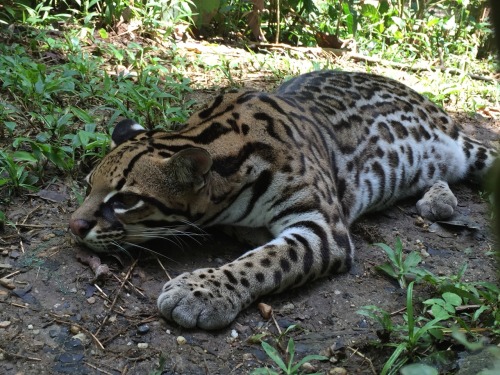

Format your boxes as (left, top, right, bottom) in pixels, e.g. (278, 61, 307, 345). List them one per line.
(70, 70, 496, 329)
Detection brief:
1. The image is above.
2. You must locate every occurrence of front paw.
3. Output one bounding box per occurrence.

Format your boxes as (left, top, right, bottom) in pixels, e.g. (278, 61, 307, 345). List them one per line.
(157, 270, 242, 330)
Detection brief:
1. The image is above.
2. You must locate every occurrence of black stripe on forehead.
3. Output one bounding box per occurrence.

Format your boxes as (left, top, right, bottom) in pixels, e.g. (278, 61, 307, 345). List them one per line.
(122, 149, 149, 177)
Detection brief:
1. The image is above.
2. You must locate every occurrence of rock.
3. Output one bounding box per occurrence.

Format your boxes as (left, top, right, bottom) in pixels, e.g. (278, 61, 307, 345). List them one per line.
(41, 233, 56, 241)
(86, 297, 96, 304)
(281, 302, 295, 314)
(57, 352, 84, 363)
(301, 362, 317, 373)
(73, 333, 89, 345)
(0, 321, 11, 328)
(230, 329, 238, 339)
(49, 329, 59, 338)
(329, 367, 347, 375)
(242, 353, 254, 361)
(28, 324, 34, 330)
(70, 325, 80, 334)
(9, 251, 20, 259)
(33, 340, 45, 348)
(137, 342, 149, 349)
(176, 336, 187, 345)
(137, 324, 150, 335)
(258, 302, 272, 320)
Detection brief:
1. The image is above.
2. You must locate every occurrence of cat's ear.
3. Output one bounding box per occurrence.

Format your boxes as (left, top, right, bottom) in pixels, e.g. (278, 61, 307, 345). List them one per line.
(111, 119, 146, 148)
(166, 148, 213, 191)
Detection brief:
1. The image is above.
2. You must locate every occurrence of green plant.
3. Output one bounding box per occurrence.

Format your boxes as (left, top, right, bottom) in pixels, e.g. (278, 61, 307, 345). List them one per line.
(377, 282, 447, 375)
(149, 353, 167, 375)
(0, 150, 39, 196)
(251, 337, 326, 375)
(360, 256, 499, 374)
(374, 238, 428, 288)
(357, 305, 394, 341)
(0, 210, 6, 230)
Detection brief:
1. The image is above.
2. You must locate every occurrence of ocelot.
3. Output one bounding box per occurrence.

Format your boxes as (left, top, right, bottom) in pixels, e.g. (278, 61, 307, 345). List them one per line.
(70, 70, 497, 329)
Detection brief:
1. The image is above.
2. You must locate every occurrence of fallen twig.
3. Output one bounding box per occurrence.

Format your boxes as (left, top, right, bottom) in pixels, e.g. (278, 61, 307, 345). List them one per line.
(347, 346, 377, 375)
(84, 361, 115, 375)
(94, 258, 139, 337)
(49, 313, 105, 350)
(156, 257, 172, 281)
(112, 274, 146, 298)
(0, 346, 41, 361)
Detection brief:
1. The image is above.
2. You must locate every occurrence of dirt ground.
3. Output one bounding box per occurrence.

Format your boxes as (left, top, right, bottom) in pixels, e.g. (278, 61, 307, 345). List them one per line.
(1, 61, 499, 374)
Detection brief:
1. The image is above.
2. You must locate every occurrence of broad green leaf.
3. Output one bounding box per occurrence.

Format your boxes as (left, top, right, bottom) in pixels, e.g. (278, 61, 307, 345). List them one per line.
(261, 342, 287, 372)
(99, 28, 109, 39)
(403, 252, 422, 269)
(287, 338, 295, 372)
(431, 304, 450, 320)
(376, 263, 398, 279)
(442, 292, 462, 307)
(34, 76, 44, 94)
(381, 343, 407, 375)
(400, 363, 438, 375)
(374, 242, 397, 264)
(13, 151, 37, 163)
(472, 305, 489, 321)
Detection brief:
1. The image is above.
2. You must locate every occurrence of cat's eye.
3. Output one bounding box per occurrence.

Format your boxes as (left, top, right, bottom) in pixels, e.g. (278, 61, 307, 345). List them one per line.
(111, 194, 141, 210)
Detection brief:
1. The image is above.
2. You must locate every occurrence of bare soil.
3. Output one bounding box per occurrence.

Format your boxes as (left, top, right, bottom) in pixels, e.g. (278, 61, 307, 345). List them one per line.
(1, 42, 499, 375)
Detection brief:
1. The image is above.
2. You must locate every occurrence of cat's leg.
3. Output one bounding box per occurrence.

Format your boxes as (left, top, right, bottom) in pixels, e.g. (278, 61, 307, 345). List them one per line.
(416, 180, 458, 221)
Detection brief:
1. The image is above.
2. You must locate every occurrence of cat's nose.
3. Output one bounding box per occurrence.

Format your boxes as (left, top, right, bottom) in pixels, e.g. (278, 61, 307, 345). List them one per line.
(69, 218, 92, 238)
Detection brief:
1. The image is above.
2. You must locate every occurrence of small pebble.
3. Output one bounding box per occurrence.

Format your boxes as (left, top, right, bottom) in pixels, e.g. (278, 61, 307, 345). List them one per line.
(0, 321, 11, 328)
(281, 302, 295, 313)
(28, 324, 34, 330)
(137, 324, 150, 335)
(137, 342, 149, 349)
(301, 362, 317, 373)
(176, 336, 187, 345)
(73, 333, 89, 345)
(242, 353, 254, 361)
(230, 329, 238, 338)
(258, 302, 272, 320)
(41, 233, 55, 241)
(9, 251, 20, 259)
(70, 325, 80, 334)
(33, 340, 44, 348)
(329, 367, 347, 375)
(87, 297, 96, 304)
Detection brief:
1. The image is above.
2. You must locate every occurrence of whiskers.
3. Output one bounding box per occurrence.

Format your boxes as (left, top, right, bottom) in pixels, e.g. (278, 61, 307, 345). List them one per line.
(111, 220, 209, 260)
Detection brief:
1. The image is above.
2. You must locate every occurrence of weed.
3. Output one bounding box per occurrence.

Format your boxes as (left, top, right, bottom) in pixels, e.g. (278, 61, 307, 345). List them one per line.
(251, 337, 327, 375)
(374, 237, 428, 288)
(149, 353, 167, 375)
(360, 241, 499, 374)
(0, 150, 39, 196)
(249, 324, 327, 375)
(359, 282, 447, 375)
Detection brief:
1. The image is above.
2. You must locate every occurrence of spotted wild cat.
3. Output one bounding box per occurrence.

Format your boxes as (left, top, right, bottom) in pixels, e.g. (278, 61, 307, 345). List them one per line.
(69, 70, 497, 329)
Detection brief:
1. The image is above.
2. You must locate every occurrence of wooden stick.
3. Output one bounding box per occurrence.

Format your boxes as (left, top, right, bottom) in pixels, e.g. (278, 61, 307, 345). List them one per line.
(0, 347, 41, 362)
(94, 258, 139, 337)
(347, 346, 377, 375)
